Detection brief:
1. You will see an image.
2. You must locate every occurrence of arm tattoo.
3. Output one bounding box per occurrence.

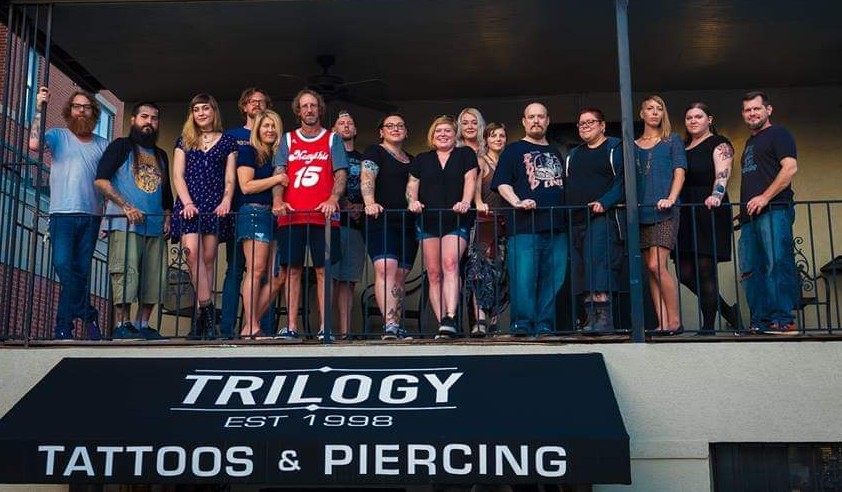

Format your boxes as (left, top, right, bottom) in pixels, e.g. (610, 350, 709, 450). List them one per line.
(331, 169, 348, 198)
(97, 181, 128, 208)
(29, 113, 42, 144)
(361, 175, 375, 199)
(362, 159, 379, 177)
(406, 176, 420, 203)
(715, 142, 734, 161)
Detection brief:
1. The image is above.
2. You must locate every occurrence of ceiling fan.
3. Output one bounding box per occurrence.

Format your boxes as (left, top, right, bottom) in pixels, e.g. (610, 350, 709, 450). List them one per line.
(278, 54, 397, 112)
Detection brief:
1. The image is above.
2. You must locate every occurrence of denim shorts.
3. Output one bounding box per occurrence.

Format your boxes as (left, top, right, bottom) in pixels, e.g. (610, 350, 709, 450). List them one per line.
(367, 224, 419, 270)
(236, 204, 274, 244)
(416, 224, 471, 241)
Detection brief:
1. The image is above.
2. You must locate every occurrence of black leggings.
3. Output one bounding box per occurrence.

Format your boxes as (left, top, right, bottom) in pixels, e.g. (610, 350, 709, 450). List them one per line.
(677, 253, 739, 330)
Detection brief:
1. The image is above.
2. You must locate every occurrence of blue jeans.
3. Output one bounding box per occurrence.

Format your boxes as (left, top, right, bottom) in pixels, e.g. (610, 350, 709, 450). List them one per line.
(220, 237, 274, 337)
(49, 214, 100, 333)
(738, 206, 799, 327)
(507, 231, 569, 333)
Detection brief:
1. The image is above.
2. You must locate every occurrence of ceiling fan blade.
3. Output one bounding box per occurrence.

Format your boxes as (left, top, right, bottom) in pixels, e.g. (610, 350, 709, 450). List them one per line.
(338, 91, 398, 112)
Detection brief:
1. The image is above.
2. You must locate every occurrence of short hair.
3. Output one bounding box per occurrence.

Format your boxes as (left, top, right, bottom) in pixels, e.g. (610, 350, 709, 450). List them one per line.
(180, 93, 223, 151)
(426, 115, 457, 149)
(742, 90, 770, 106)
(131, 101, 160, 117)
(250, 110, 284, 166)
(640, 95, 672, 140)
(456, 107, 487, 156)
(523, 102, 549, 118)
(61, 90, 100, 123)
(237, 88, 272, 119)
(291, 89, 326, 121)
(577, 107, 605, 123)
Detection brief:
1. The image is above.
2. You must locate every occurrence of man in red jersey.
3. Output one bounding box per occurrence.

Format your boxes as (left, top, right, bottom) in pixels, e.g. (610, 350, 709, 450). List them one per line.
(272, 89, 348, 340)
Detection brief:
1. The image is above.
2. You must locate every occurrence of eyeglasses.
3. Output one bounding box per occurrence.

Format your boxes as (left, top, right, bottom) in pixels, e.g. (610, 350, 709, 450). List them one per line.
(70, 103, 93, 112)
(577, 119, 602, 129)
(382, 123, 406, 130)
(247, 99, 267, 106)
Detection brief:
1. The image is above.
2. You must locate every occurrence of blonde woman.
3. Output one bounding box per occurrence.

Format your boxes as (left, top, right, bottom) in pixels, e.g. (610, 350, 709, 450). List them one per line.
(634, 95, 687, 335)
(457, 107, 487, 157)
(171, 93, 237, 339)
(236, 110, 289, 338)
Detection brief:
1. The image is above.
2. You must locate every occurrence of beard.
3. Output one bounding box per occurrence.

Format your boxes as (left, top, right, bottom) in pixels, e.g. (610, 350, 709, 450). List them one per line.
(66, 115, 96, 137)
(129, 124, 159, 148)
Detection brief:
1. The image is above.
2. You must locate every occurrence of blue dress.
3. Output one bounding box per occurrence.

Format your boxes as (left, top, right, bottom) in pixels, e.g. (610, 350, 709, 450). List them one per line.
(171, 134, 237, 241)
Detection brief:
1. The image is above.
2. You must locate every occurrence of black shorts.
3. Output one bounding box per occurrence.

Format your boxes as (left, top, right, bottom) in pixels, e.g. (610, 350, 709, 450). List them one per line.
(366, 224, 418, 270)
(276, 224, 342, 268)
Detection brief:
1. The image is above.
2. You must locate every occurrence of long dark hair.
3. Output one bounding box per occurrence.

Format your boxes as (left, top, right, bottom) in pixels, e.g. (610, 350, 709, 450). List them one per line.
(683, 102, 719, 145)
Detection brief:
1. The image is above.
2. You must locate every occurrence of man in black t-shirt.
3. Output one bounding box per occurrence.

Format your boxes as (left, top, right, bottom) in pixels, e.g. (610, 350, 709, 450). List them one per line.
(491, 102, 567, 336)
(738, 91, 799, 335)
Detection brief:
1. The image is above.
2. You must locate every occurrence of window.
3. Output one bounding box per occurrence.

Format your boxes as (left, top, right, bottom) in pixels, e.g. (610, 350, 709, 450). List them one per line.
(712, 443, 842, 491)
(94, 95, 116, 140)
(24, 48, 39, 122)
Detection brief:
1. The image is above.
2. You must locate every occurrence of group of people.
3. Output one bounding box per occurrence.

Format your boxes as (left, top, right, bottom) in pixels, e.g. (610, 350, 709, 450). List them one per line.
(28, 84, 800, 341)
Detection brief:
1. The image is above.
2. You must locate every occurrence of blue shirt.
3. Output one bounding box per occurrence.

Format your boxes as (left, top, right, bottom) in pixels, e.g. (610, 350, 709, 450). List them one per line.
(44, 128, 108, 215)
(101, 146, 166, 236)
(635, 133, 687, 224)
(235, 145, 274, 207)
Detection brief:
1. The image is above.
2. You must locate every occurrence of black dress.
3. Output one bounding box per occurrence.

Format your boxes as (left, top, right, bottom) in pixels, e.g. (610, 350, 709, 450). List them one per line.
(676, 134, 733, 261)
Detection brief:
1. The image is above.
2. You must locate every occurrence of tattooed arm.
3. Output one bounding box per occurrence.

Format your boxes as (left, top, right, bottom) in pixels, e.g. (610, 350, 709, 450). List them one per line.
(705, 141, 734, 209)
(406, 175, 424, 213)
(361, 159, 383, 218)
(315, 169, 347, 216)
(28, 87, 50, 152)
(271, 165, 291, 216)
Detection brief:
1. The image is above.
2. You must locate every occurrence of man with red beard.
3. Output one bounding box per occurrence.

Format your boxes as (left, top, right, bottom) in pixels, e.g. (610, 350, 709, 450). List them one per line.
(95, 102, 173, 340)
(29, 87, 109, 340)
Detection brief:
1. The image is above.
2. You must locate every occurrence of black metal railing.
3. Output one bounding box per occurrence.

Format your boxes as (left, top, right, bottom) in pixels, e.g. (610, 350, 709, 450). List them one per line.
(0, 201, 840, 343)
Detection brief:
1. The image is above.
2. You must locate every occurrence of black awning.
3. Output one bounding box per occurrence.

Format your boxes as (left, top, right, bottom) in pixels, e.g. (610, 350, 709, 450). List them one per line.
(0, 354, 629, 485)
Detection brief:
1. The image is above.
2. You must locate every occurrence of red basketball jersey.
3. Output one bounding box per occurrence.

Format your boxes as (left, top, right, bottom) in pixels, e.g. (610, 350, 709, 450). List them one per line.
(278, 128, 338, 226)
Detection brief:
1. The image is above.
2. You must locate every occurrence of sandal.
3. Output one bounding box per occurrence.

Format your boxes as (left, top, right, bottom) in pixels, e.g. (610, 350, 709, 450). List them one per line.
(470, 320, 488, 338)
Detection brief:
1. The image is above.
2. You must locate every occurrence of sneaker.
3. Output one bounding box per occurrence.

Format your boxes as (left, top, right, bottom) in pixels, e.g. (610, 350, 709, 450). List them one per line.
(275, 327, 299, 340)
(86, 320, 102, 341)
(53, 327, 74, 341)
(113, 322, 143, 340)
(382, 324, 399, 340)
(763, 321, 799, 335)
(437, 316, 458, 339)
(138, 326, 164, 340)
(317, 330, 333, 342)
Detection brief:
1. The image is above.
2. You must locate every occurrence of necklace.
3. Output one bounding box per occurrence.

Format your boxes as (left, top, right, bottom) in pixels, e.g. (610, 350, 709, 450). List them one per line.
(201, 132, 216, 151)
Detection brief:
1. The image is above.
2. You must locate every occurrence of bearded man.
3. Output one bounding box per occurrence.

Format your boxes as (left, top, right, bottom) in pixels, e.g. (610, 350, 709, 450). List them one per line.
(29, 87, 109, 341)
(94, 102, 173, 340)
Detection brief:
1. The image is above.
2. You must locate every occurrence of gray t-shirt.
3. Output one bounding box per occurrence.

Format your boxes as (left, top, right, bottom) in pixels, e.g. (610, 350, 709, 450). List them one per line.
(44, 128, 108, 214)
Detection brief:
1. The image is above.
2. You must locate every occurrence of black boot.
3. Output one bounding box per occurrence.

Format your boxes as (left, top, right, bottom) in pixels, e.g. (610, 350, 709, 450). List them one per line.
(201, 303, 218, 340)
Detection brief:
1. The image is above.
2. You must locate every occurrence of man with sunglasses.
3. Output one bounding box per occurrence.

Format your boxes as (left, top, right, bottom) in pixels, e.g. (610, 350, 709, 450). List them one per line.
(29, 87, 109, 341)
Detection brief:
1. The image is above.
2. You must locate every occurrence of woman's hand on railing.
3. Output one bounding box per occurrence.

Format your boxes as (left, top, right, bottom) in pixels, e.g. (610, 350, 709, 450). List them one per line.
(214, 198, 231, 217)
(365, 202, 384, 218)
(408, 200, 425, 214)
(181, 202, 198, 219)
(656, 197, 675, 211)
(704, 195, 722, 209)
(452, 201, 470, 214)
(477, 201, 490, 214)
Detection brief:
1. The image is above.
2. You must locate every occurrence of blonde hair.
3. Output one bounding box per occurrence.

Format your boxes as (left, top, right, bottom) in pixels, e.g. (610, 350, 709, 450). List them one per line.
(249, 110, 284, 166)
(456, 107, 487, 157)
(426, 115, 457, 149)
(181, 93, 223, 151)
(640, 95, 672, 140)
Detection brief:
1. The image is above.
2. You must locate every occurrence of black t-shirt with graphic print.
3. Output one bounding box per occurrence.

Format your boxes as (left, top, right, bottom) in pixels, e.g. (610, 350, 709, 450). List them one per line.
(740, 125, 796, 219)
(491, 139, 566, 235)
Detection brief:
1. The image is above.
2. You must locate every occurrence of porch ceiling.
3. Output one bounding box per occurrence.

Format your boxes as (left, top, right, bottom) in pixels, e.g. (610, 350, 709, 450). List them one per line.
(13, 0, 842, 103)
